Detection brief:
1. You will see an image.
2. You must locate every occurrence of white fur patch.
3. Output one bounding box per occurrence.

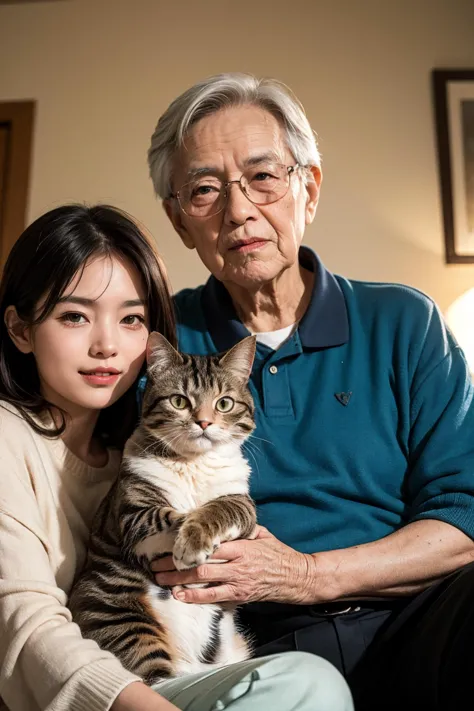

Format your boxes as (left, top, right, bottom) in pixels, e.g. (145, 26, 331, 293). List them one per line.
(146, 583, 250, 676)
(221, 525, 241, 542)
(126, 443, 251, 514)
(134, 531, 175, 560)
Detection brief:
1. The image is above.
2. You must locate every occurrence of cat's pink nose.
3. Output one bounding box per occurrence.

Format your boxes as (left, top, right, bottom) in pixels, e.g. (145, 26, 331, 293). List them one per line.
(198, 420, 211, 430)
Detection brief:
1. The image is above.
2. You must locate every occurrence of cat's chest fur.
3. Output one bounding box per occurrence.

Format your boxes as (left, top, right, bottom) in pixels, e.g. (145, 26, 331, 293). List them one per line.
(125, 444, 251, 512)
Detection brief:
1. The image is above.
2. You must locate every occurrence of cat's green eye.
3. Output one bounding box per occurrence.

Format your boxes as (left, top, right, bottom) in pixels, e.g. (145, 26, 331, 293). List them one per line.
(216, 397, 235, 413)
(170, 395, 190, 410)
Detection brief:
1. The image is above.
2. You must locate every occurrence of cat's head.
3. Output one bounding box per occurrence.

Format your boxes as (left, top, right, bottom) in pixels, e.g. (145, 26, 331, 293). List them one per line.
(139, 333, 256, 459)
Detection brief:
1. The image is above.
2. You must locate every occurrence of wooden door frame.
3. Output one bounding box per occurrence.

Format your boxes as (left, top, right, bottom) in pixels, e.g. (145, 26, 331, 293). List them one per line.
(0, 100, 35, 266)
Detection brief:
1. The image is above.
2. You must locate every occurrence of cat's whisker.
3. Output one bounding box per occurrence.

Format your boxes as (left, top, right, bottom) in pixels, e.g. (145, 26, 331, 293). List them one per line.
(142, 425, 188, 455)
(248, 434, 276, 447)
(243, 444, 260, 478)
(243, 439, 262, 463)
(215, 432, 261, 478)
(163, 433, 186, 452)
(154, 431, 182, 454)
(244, 442, 260, 458)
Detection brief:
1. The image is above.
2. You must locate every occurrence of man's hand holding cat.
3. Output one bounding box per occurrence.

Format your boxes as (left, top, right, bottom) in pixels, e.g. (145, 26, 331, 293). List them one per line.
(152, 525, 329, 605)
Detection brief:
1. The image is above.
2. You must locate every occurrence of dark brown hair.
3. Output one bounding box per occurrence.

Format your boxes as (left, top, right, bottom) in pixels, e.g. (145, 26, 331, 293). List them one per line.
(0, 204, 176, 448)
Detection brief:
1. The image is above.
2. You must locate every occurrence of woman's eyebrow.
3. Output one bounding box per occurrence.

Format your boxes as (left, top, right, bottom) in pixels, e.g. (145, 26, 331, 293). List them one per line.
(57, 296, 145, 307)
(122, 299, 146, 307)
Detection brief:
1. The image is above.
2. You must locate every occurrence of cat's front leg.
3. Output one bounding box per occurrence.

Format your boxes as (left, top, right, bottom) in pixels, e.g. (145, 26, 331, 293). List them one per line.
(124, 506, 186, 564)
(172, 494, 256, 571)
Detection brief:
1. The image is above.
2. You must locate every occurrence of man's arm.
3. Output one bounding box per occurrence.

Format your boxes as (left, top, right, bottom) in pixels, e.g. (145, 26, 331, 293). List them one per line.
(153, 519, 474, 605)
(313, 518, 474, 601)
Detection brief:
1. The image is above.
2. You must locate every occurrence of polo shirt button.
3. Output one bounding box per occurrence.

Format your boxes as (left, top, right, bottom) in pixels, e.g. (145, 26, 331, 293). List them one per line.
(269, 365, 278, 374)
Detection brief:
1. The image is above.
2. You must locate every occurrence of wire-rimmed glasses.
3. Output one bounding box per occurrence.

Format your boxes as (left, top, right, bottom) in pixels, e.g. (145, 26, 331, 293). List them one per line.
(170, 163, 302, 218)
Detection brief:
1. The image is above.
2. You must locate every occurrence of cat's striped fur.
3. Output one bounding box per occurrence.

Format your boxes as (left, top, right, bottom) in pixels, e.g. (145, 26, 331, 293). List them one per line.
(69, 334, 257, 684)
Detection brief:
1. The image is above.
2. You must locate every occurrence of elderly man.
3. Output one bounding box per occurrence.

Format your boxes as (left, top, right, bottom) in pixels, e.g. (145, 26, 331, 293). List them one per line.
(148, 73, 474, 710)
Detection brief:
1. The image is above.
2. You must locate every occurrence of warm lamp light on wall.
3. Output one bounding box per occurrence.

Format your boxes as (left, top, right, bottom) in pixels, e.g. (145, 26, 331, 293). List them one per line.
(432, 69, 474, 379)
(445, 288, 474, 376)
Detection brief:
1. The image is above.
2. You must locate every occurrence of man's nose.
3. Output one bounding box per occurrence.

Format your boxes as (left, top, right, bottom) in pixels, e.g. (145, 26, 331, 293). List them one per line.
(223, 183, 259, 226)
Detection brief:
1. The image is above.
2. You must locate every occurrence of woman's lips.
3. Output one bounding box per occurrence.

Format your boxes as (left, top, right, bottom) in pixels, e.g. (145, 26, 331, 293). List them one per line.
(79, 370, 121, 386)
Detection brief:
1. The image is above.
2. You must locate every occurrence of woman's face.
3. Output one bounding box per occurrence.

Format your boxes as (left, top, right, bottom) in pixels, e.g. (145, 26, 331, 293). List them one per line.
(15, 255, 149, 418)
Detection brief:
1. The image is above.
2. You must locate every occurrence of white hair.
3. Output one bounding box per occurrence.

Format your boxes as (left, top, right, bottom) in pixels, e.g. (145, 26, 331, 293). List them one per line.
(148, 72, 321, 199)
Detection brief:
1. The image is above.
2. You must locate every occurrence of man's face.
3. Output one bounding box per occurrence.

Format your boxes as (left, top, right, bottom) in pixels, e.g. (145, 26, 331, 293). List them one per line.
(165, 105, 321, 288)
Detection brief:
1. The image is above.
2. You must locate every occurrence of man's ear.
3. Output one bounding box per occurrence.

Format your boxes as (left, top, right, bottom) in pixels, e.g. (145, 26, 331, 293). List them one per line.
(304, 166, 322, 226)
(4, 306, 33, 354)
(163, 199, 196, 250)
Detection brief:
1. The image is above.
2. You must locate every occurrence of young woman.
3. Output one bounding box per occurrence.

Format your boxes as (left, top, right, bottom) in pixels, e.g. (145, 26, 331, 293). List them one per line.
(0, 205, 353, 711)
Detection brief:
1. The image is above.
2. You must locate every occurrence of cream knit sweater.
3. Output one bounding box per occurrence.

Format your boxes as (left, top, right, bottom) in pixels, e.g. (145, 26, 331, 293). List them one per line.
(0, 403, 141, 711)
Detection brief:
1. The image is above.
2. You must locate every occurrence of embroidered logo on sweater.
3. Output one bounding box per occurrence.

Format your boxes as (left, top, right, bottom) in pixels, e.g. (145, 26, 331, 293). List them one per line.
(335, 391, 352, 406)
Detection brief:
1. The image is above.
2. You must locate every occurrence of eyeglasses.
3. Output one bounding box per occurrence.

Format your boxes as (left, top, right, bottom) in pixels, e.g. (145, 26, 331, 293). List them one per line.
(170, 162, 302, 218)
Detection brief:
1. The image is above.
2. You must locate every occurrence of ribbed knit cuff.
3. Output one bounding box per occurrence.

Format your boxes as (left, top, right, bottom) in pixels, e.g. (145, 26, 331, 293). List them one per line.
(54, 659, 141, 711)
(412, 493, 474, 541)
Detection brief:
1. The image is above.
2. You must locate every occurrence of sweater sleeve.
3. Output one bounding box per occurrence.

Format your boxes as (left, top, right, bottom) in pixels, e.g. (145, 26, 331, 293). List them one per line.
(405, 301, 474, 538)
(0, 431, 141, 711)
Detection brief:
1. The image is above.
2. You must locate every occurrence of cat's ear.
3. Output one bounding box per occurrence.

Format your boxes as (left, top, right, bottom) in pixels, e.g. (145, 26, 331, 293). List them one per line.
(219, 336, 256, 382)
(146, 332, 183, 373)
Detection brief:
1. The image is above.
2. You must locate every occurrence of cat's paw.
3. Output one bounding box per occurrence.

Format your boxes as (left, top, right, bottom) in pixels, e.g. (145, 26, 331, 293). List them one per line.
(161, 508, 186, 531)
(172, 523, 219, 571)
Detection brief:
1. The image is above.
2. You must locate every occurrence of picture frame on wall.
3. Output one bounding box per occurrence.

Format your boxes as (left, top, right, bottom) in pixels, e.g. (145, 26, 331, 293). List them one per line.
(432, 69, 474, 264)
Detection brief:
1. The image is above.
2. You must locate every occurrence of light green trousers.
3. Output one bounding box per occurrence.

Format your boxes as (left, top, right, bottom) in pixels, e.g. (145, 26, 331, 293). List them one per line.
(153, 652, 354, 711)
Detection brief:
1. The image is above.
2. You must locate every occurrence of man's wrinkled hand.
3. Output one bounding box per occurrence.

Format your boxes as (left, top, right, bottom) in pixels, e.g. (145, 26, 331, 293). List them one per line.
(150, 525, 321, 605)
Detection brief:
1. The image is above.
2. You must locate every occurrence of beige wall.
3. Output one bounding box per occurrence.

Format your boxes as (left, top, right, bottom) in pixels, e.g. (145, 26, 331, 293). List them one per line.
(0, 0, 473, 309)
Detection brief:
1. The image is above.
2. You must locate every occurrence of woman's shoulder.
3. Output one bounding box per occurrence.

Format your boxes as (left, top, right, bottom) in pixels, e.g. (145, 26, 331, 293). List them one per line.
(1, 399, 30, 425)
(0, 401, 43, 449)
(0, 403, 48, 513)
(0, 400, 28, 428)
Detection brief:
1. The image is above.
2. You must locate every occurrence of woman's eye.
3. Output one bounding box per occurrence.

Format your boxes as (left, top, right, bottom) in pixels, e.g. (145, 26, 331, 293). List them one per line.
(216, 396, 235, 413)
(122, 314, 145, 327)
(170, 395, 190, 410)
(59, 312, 86, 325)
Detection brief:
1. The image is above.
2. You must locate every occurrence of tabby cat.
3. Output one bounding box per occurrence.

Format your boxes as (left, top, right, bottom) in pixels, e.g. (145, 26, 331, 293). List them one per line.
(69, 333, 257, 684)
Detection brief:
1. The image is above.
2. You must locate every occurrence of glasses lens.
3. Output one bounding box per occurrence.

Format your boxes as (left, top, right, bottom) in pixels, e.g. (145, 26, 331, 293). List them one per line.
(243, 163, 291, 205)
(177, 164, 295, 216)
(180, 177, 225, 217)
